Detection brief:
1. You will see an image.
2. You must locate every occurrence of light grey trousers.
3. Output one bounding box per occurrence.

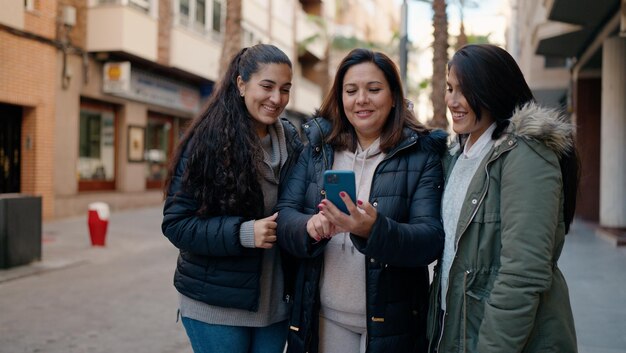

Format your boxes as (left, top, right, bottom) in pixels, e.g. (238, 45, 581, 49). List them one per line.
(318, 315, 367, 353)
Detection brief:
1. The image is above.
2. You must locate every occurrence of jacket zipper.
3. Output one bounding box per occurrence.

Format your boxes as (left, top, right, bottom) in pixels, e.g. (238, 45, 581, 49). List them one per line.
(435, 140, 516, 352)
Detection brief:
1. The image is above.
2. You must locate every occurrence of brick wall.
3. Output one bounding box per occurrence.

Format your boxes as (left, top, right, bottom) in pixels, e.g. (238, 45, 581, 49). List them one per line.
(0, 2, 59, 220)
(24, 0, 57, 39)
(57, 0, 87, 49)
(158, 0, 172, 66)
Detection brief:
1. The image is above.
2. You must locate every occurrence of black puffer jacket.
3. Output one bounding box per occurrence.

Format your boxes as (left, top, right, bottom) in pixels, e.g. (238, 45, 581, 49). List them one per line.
(276, 117, 446, 353)
(162, 118, 303, 311)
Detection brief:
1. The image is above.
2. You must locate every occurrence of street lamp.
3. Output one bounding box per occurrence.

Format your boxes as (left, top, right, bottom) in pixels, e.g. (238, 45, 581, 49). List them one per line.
(400, 0, 408, 95)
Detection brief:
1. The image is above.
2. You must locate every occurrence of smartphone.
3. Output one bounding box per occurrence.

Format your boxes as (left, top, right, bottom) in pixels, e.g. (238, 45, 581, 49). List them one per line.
(323, 170, 356, 214)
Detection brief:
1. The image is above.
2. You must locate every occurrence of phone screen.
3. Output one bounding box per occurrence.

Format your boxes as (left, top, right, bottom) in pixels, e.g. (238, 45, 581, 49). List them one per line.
(323, 170, 356, 214)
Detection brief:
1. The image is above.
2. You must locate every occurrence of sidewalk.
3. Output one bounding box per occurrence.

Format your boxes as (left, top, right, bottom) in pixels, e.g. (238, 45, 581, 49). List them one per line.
(1, 208, 626, 352)
(558, 220, 626, 353)
(0, 206, 168, 283)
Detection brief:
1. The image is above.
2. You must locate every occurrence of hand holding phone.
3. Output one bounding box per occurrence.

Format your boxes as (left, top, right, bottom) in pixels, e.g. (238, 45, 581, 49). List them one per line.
(323, 170, 356, 214)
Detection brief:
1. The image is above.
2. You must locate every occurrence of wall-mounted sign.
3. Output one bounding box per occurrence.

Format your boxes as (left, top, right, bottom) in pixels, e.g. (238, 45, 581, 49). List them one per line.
(103, 62, 202, 114)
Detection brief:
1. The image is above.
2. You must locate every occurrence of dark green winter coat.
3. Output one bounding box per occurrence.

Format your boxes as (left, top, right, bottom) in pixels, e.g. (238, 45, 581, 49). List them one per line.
(427, 103, 578, 353)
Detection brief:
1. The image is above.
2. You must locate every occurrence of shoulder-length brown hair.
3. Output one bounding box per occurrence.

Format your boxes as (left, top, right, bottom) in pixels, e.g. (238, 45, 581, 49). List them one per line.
(319, 48, 429, 152)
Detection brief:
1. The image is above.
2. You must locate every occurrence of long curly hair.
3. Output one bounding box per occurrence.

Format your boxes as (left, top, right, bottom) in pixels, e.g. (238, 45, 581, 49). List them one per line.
(163, 44, 292, 218)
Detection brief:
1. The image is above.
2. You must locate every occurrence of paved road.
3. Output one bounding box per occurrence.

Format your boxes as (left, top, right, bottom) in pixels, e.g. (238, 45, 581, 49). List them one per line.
(0, 207, 191, 353)
(1, 206, 625, 353)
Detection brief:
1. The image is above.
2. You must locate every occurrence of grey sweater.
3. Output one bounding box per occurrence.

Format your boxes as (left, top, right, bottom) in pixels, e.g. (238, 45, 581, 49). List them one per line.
(440, 124, 495, 310)
(179, 121, 290, 327)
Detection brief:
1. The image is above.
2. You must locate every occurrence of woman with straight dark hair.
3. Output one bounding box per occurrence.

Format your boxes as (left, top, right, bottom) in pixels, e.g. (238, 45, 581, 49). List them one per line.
(427, 44, 579, 352)
(162, 43, 303, 353)
(276, 48, 446, 353)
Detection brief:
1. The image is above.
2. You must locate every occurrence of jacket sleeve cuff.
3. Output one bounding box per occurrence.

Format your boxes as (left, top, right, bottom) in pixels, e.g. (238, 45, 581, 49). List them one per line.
(239, 220, 256, 248)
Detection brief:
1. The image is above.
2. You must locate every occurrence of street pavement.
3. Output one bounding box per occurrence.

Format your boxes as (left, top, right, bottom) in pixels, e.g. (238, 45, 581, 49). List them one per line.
(1, 206, 625, 353)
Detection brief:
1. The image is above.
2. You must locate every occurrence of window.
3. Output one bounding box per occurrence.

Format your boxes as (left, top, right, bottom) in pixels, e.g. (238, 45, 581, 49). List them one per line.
(179, 0, 190, 16)
(145, 113, 173, 189)
(196, 0, 206, 27)
(24, 0, 37, 11)
(95, 0, 152, 13)
(176, 0, 223, 34)
(211, 0, 222, 33)
(78, 101, 117, 191)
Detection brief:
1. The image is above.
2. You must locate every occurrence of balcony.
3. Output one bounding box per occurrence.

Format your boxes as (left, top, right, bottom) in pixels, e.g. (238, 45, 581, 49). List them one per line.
(296, 8, 326, 60)
(169, 26, 222, 81)
(291, 76, 322, 115)
(86, 4, 158, 62)
(243, 0, 270, 35)
(0, 0, 24, 30)
(535, 0, 619, 58)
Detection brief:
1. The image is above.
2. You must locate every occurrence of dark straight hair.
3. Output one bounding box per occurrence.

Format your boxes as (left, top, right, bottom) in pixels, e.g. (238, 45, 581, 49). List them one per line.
(163, 44, 292, 218)
(449, 44, 579, 233)
(319, 48, 429, 152)
(448, 44, 535, 140)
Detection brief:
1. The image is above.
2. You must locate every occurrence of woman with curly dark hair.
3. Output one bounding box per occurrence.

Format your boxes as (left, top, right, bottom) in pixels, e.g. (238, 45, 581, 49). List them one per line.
(162, 43, 303, 353)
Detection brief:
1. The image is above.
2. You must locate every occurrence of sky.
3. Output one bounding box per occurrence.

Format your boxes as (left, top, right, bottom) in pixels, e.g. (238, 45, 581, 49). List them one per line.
(407, 0, 509, 44)
(395, 0, 511, 121)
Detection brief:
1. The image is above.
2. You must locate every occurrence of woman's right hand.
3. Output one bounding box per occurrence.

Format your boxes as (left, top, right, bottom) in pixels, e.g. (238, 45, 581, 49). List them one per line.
(254, 212, 278, 249)
(306, 212, 340, 242)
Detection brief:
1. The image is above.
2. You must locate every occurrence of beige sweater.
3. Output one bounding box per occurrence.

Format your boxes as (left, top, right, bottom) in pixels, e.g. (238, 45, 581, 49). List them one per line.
(319, 138, 386, 329)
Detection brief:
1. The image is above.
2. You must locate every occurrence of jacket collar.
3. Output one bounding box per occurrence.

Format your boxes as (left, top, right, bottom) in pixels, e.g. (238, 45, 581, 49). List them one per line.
(304, 116, 448, 157)
(280, 117, 304, 154)
(449, 102, 575, 157)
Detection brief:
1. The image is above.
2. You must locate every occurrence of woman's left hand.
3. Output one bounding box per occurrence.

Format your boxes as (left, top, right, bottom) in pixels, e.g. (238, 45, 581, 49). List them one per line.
(319, 192, 377, 239)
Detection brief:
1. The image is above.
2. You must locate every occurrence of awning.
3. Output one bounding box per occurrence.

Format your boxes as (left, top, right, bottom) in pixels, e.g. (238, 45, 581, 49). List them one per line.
(535, 0, 620, 58)
(532, 88, 567, 109)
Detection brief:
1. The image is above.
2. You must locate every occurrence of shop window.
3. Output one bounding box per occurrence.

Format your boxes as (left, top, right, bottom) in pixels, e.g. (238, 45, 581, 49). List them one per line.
(145, 113, 174, 189)
(78, 102, 116, 191)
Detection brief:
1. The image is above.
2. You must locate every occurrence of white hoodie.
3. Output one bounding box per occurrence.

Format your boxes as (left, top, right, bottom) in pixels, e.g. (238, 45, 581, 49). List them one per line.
(319, 138, 386, 329)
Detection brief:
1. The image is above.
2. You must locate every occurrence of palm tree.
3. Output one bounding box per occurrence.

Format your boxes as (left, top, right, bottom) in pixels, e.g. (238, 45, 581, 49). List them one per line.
(455, 0, 479, 50)
(430, 0, 448, 129)
(219, 0, 243, 79)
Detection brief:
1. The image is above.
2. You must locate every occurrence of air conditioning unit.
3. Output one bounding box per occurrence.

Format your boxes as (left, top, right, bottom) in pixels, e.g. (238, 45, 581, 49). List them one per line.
(62, 5, 77, 28)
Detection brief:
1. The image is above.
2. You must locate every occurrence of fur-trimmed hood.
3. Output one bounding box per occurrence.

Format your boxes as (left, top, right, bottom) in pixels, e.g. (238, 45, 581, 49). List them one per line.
(502, 102, 575, 156)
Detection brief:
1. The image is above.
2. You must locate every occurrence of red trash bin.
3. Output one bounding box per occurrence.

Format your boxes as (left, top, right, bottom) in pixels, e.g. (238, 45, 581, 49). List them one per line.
(87, 202, 109, 246)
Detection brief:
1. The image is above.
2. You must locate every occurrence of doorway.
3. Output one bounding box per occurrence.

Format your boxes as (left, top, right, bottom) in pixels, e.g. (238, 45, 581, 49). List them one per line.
(0, 104, 22, 193)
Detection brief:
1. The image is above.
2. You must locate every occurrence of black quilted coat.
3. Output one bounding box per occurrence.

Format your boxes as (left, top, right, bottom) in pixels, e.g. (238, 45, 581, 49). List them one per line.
(276, 117, 446, 353)
(162, 118, 303, 311)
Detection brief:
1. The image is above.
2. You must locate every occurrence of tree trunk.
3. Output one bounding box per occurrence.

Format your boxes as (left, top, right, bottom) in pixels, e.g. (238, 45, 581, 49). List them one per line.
(456, 21, 468, 50)
(430, 0, 449, 129)
(219, 0, 243, 80)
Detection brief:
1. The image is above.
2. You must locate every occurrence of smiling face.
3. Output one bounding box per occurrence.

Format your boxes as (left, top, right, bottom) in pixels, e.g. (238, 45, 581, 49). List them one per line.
(445, 66, 494, 146)
(237, 63, 292, 137)
(341, 62, 394, 148)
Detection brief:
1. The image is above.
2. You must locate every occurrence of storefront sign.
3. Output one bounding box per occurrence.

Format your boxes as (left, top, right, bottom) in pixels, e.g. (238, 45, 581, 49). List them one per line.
(103, 62, 201, 114)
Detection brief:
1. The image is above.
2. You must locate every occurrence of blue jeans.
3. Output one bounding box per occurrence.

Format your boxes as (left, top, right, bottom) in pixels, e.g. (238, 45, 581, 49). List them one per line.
(181, 317, 288, 353)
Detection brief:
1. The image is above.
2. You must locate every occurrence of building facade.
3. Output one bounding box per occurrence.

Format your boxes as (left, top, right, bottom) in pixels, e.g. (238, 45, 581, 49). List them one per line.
(509, 0, 625, 243)
(0, 0, 331, 219)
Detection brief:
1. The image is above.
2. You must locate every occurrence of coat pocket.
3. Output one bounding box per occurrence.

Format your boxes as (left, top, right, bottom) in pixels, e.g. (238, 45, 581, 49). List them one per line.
(462, 269, 497, 353)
